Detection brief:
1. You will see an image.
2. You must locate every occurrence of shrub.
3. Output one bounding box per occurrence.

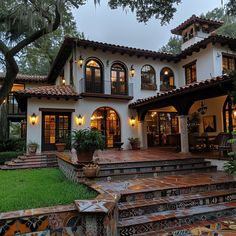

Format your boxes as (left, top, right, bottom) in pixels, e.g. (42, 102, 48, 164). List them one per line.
(0, 138, 26, 152)
(0, 151, 23, 164)
(72, 129, 105, 152)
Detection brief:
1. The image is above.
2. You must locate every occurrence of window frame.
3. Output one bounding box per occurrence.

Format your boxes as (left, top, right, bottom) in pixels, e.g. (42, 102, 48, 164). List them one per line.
(110, 62, 128, 95)
(85, 58, 104, 93)
(160, 67, 175, 91)
(184, 60, 197, 85)
(141, 64, 157, 90)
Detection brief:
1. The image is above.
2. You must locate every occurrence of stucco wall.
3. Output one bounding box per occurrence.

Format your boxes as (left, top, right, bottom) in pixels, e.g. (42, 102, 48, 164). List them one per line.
(27, 97, 138, 152)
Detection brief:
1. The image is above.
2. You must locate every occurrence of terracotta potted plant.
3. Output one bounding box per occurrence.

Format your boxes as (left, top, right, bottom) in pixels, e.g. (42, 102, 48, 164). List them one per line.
(128, 137, 141, 150)
(55, 136, 68, 152)
(72, 128, 105, 163)
(82, 163, 100, 178)
(27, 141, 39, 154)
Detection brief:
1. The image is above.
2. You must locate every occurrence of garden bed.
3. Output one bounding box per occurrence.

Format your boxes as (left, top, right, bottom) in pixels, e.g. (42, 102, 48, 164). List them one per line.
(0, 168, 97, 212)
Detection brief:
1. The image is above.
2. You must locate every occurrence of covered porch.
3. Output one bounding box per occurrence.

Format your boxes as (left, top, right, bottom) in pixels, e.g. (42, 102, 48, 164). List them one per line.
(129, 75, 233, 154)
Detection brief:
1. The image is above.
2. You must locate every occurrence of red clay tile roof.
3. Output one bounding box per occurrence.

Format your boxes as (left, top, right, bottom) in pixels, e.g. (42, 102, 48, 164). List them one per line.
(14, 85, 80, 99)
(129, 75, 231, 108)
(48, 35, 236, 83)
(0, 72, 47, 83)
(171, 15, 224, 35)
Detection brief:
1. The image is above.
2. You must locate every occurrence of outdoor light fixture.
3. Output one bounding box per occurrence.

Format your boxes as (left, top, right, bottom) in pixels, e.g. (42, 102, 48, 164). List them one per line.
(130, 116, 135, 127)
(130, 65, 135, 77)
(77, 55, 84, 68)
(31, 113, 37, 125)
(197, 101, 207, 115)
(62, 77, 66, 85)
(77, 114, 83, 125)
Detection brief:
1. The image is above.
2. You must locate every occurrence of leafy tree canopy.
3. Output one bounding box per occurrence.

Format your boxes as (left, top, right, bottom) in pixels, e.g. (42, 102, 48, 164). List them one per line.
(159, 36, 182, 54)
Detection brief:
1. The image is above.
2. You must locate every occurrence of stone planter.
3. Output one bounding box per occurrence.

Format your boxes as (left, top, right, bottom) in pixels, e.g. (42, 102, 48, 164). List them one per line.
(55, 143, 66, 152)
(130, 143, 140, 150)
(28, 144, 38, 154)
(83, 164, 100, 178)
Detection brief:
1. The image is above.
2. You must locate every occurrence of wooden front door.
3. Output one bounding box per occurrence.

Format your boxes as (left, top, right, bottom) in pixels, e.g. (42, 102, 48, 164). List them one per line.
(42, 112, 71, 151)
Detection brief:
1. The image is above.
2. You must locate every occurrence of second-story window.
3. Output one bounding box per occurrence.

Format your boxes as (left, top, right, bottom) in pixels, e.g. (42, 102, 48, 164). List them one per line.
(85, 59, 103, 93)
(222, 55, 236, 73)
(160, 67, 175, 91)
(184, 61, 197, 85)
(141, 65, 156, 90)
(111, 63, 127, 95)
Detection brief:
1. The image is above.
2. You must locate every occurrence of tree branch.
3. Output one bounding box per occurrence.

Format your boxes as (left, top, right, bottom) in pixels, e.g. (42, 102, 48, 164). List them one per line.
(10, 0, 62, 56)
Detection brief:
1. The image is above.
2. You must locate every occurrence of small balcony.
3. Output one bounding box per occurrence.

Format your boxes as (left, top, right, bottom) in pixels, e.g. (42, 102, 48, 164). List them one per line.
(79, 79, 133, 100)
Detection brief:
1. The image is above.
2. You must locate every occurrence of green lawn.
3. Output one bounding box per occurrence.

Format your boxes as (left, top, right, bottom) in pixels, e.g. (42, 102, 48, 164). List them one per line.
(0, 168, 97, 212)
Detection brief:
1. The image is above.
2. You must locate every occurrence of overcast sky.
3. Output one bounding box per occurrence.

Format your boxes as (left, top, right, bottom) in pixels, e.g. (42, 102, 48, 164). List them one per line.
(73, 0, 224, 51)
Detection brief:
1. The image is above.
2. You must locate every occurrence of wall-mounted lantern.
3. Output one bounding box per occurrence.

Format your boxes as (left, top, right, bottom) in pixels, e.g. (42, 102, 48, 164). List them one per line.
(130, 116, 135, 127)
(130, 65, 135, 77)
(30, 113, 37, 125)
(62, 77, 66, 85)
(76, 114, 83, 126)
(77, 55, 84, 68)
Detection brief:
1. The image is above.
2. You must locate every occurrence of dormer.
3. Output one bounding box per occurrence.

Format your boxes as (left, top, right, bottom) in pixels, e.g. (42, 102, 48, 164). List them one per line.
(171, 15, 224, 51)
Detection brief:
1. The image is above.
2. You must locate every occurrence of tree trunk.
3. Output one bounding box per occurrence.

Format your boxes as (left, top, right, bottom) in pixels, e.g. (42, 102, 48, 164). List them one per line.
(0, 104, 8, 141)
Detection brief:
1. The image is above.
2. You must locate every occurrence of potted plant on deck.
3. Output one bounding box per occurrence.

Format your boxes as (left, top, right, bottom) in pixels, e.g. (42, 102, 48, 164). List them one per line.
(55, 135, 69, 152)
(27, 141, 39, 154)
(128, 137, 141, 150)
(72, 128, 105, 163)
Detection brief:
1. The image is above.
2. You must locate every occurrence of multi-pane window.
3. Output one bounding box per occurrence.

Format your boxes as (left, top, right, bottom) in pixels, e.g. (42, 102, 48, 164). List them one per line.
(141, 65, 156, 90)
(160, 67, 175, 91)
(111, 63, 127, 95)
(7, 84, 25, 115)
(222, 55, 236, 73)
(85, 59, 103, 93)
(185, 62, 197, 85)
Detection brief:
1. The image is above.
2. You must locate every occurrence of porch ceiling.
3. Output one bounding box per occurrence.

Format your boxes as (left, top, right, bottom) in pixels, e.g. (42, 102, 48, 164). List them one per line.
(129, 75, 232, 119)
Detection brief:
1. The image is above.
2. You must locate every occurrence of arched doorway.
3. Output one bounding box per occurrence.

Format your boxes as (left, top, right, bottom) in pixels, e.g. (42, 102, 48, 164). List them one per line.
(223, 96, 236, 132)
(90, 107, 121, 148)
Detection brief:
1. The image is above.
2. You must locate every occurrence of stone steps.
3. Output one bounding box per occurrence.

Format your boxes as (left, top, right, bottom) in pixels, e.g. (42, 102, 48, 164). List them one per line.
(79, 158, 217, 181)
(118, 189, 236, 219)
(98, 158, 205, 169)
(118, 202, 236, 235)
(1, 154, 58, 170)
(138, 215, 236, 235)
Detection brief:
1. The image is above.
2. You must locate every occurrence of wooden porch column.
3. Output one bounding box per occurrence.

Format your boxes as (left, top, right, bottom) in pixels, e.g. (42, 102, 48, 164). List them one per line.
(179, 115, 189, 153)
(137, 121, 147, 149)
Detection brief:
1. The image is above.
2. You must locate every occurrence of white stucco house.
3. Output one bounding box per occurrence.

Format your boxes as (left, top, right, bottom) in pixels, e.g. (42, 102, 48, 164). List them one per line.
(13, 15, 236, 153)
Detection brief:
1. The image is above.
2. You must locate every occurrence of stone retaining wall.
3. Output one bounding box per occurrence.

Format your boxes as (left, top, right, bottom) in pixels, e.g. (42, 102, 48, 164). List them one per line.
(0, 198, 118, 236)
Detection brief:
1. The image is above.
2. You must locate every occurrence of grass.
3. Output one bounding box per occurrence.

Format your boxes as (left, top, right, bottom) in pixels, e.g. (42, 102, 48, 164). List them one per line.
(0, 168, 97, 212)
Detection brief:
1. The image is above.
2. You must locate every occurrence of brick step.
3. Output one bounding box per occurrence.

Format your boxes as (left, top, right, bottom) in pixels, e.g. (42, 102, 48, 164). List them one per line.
(86, 165, 217, 181)
(118, 189, 236, 219)
(18, 157, 56, 163)
(98, 157, 205, 169)
(138, 215, 236, 235)
(12, 158, 57, 165)
(93, 160, 212, 176)
(118, 202, 236, 235)
(1, 163, 58, 170)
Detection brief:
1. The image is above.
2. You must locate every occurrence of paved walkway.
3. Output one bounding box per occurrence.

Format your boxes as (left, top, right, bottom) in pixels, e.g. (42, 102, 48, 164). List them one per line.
(94, 147, 223, 164)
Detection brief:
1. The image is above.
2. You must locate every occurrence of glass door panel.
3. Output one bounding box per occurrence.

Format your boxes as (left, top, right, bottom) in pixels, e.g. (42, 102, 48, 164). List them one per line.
(42, 113, 71, 151)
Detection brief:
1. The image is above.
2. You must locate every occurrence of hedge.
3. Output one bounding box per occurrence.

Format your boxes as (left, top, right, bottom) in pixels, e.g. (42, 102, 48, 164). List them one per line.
(0, 151, 23, 164)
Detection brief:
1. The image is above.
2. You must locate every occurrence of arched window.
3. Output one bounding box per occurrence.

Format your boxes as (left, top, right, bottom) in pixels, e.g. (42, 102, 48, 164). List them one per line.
(160, 67, 175, 91)
(85, 59, 103, 93)
(223, 96, 236, 132)
(141, 65, 156, 90)
(111, 63, 127, 95)
(90, 107, 121, 148)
